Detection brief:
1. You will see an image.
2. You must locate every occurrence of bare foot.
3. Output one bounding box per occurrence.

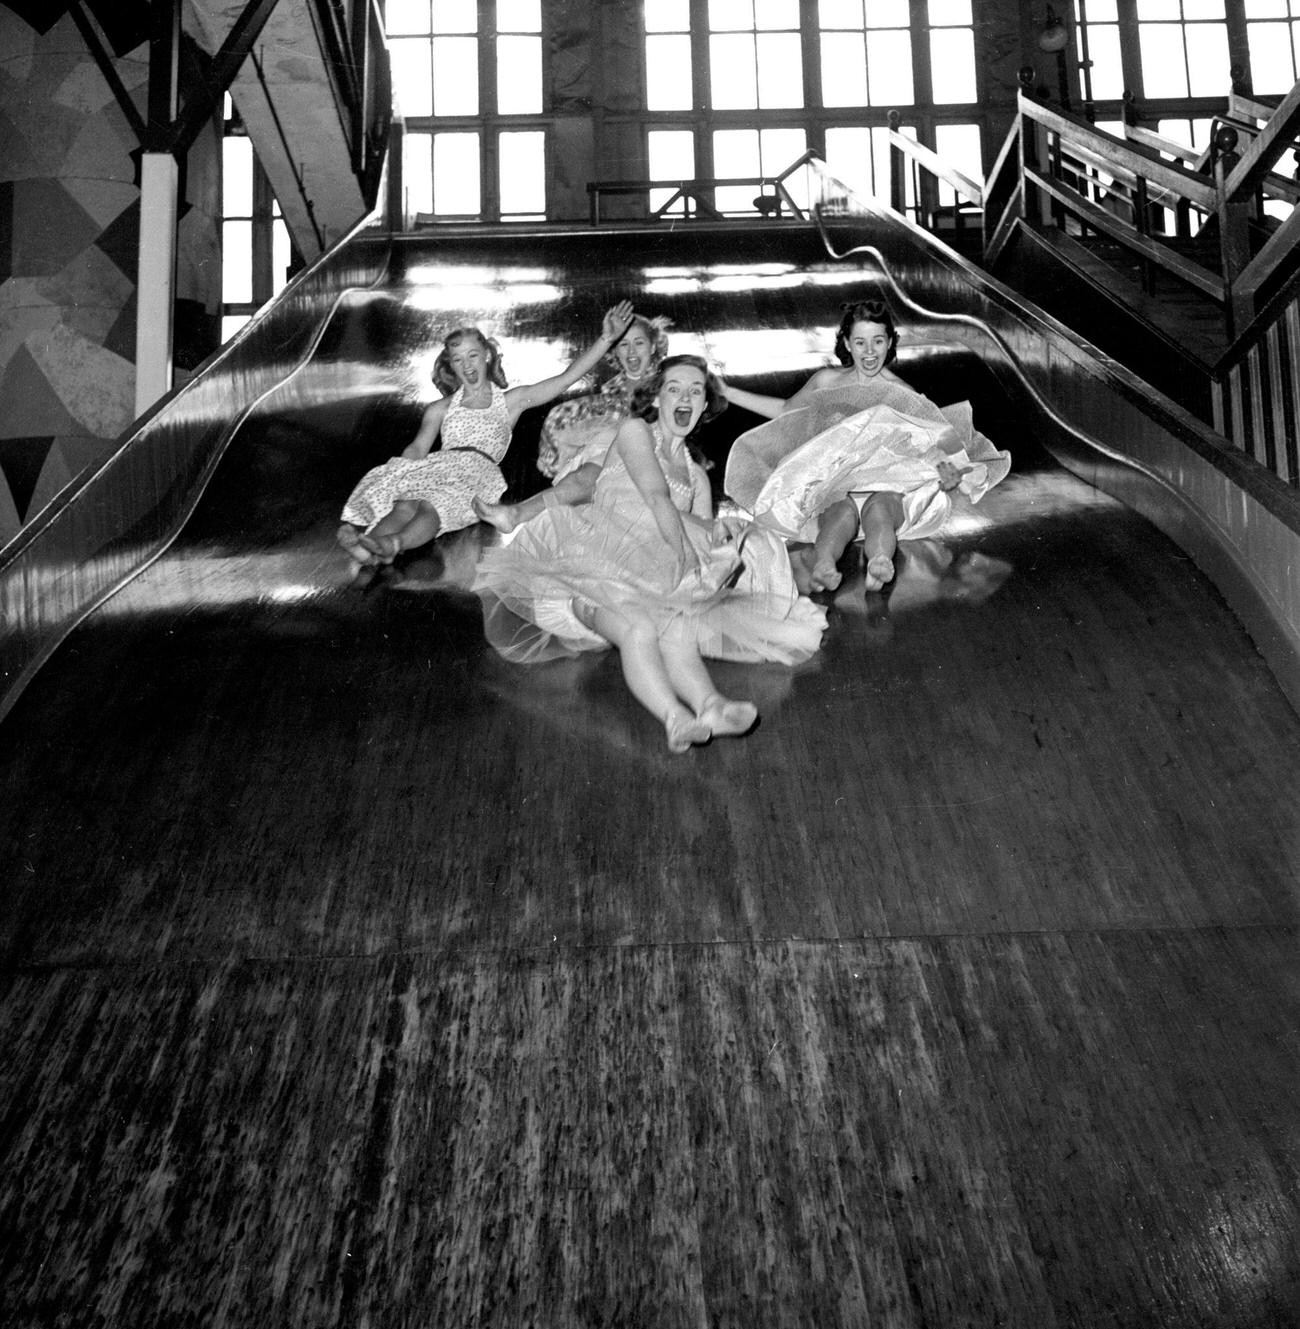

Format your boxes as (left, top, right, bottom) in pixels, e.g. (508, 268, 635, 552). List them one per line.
(472, 496, 518, 534)
(864, 553, 895, 592)
(698, 695, 758, 739)
(809, 555, 843, 592)
(665, 709, 711, 753)
(337, 524, 376, 565)
(360, 531, 402, 564)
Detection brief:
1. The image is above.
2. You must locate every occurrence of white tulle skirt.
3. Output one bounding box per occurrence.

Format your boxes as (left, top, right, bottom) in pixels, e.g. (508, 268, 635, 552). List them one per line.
(724, 381, 1011, 543)
(475, 504, 826, 666)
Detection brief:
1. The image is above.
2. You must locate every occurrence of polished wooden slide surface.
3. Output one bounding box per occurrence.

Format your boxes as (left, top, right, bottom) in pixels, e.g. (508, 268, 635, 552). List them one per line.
(2, 227, 1299, 1327)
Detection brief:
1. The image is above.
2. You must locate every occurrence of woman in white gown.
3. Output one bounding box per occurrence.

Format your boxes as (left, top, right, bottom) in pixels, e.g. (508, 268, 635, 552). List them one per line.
(474, 355, 827, 753)
(724, 298, 1010, 593)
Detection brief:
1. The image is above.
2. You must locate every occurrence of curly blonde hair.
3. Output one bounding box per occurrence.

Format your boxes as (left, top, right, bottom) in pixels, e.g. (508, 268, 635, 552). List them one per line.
(432, 327, 508, 397)
(604, 313, 672, 374)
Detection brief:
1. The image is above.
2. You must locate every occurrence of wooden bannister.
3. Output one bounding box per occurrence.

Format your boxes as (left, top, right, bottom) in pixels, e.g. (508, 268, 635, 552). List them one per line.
(885, 82, 1300, 486)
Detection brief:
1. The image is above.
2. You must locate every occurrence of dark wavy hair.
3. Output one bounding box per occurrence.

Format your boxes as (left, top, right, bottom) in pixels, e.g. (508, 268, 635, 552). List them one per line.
(628, 354, 726, 466)
(630, 354, 728, 426)
(833, 299, 899, 368)
(431, 327, 508, 397)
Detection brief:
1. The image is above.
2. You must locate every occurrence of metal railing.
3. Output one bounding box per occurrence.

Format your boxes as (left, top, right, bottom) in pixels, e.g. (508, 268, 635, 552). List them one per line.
(586, 151, 824, 225)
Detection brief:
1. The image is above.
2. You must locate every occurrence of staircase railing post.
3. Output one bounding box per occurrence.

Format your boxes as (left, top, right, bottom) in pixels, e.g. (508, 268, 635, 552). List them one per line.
(1214, 125, 1253, 338)
(1017, 74, 1052, 226)
(888, 109, 906, 216)
(1049, 129, 1065, 228)
(1133, 176, 1156, 294)
(1175, 196, 1191, 238)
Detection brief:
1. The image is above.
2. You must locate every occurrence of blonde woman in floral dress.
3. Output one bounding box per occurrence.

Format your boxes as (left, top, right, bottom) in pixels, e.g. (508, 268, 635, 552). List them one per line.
(338, 302, 633, 565)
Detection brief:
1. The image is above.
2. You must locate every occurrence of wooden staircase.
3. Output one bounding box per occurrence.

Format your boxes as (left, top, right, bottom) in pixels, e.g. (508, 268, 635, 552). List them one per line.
(876, 85, 1300, 476)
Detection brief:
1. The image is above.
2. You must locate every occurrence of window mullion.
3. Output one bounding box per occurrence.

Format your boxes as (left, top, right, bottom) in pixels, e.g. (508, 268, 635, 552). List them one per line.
(800, 0, 823, 124)
(1221, 0, 1253, 91)
(908, 0, 934, 113)
(1116, 0, 1146, 101)
(481, 0, 499, 113)
(481, 0, 499, 220)
(690, 0, 714, 180)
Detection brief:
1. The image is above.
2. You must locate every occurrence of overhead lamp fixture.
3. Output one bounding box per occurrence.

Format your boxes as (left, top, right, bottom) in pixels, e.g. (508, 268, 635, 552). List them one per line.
(1038, 6, 1070, 54)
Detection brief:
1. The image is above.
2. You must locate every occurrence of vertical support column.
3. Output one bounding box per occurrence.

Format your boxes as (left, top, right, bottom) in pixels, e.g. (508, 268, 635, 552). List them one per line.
(888, 110, 907, 216)
(135, 0, 182, 417)
(252, 157, 275, 301)
(135, 152, 179, 417)
(1214, 127, 1252, 339)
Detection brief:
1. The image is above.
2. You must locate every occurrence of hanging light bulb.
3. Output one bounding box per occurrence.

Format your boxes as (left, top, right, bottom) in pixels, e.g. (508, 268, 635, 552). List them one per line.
(1038, 6, 1070, 53)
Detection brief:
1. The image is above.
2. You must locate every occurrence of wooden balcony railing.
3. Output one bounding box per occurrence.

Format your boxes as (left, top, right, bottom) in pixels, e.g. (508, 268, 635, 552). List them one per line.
(886, 81, 1300, 487)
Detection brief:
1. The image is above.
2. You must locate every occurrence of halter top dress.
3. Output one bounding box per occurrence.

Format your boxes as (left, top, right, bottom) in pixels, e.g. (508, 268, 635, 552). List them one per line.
(341, 384, 512, 534)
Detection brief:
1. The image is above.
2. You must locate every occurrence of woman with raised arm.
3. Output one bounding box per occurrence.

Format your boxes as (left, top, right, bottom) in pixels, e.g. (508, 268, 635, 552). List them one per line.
(337, 302, 634, 565)
(474, 311, 673, 536)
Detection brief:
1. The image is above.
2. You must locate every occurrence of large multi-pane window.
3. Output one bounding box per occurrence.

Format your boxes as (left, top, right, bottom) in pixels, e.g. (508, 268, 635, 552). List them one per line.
(1066, 0, 1300, 223)
(374, 0, 1298, 230)
(1137, 0, 1230, 98)
(1075, 0, 1288, 107)
(928, 0, 977, 104)
(640, 1, 980, 218)
(709, 0, 804, 109)
(714, 126, 809, 212)
(1075, 0, 1126, 100)
(819, 0, 914, 108)
(823, 124, 917, 208)
(645, 1, 694, 110)
(647, 129, 697, 215)
(1246, 0, 1300, 93)
(497, 1, 544, 114)
(386, 0, 546, 221)
(220, 102, 292, 342)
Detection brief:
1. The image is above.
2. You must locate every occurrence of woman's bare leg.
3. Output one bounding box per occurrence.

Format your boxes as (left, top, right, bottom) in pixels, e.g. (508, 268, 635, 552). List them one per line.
(361, 499, 442, 562)
(552, 463, 599, 506)
(660, 638, 757, 739)
(578, 602, 709, 752)
(860, 492, 905, 591)
(474, 492, 543, 534)
(809, 498, 860, 592)
(475, 463, 601, 534)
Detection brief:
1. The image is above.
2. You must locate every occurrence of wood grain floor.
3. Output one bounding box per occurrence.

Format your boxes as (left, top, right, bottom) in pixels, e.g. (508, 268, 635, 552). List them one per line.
(2, 231, 1299, 1327)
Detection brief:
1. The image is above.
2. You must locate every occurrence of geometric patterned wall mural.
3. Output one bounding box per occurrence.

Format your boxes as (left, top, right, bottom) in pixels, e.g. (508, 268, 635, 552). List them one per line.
(0, 4, 221, 546)
(0, 11, 142, 543)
